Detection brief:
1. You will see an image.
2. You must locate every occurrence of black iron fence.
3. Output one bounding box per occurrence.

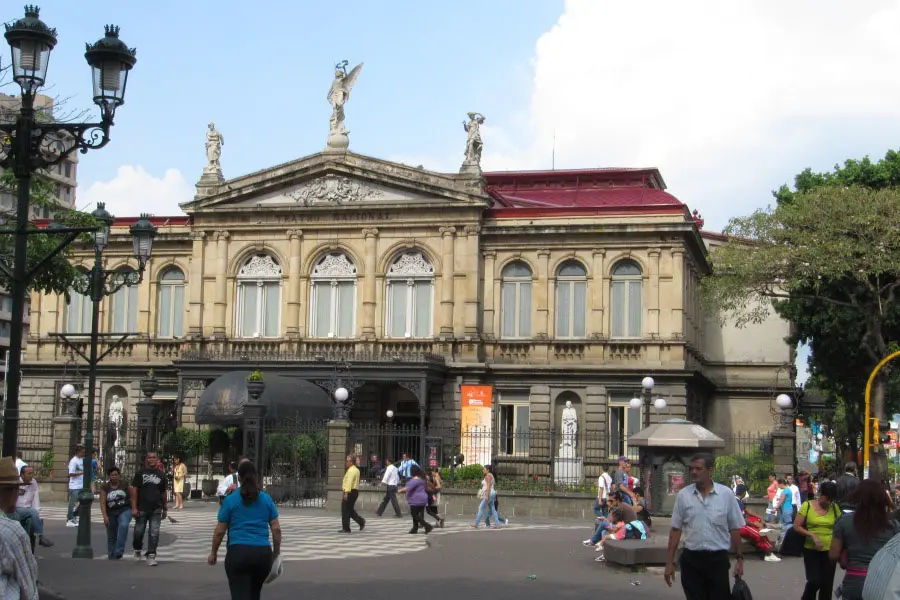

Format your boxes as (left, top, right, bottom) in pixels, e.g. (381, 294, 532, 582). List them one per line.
(715, 432, 775, 495)
(18, 419, 54, 477)
(348, 423, 773, 493)
(261, 418, 329, 507)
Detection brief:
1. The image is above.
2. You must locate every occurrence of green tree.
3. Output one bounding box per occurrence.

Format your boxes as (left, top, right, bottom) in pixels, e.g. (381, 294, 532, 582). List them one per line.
(0, 170, 100, 296)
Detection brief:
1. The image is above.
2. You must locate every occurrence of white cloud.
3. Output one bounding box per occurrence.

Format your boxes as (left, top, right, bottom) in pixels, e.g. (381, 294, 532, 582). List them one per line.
(480, 0, 900, 230)
(78, 166, 193, 217)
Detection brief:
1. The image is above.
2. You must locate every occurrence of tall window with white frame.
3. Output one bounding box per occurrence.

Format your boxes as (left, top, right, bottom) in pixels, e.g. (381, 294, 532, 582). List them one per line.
(236, 254, 282, 338)
(157, 267, 185, 338)
(498, 393, 530, 456)
(309, 252, 357, 338)
(607, 396, 641, 459)
(64, 271, 91, 333)
(385, 251, 434, 338)
(500, 261, 532, 339)
(610, 259, 643, 338)
(109, 268, 139, 332)
(555, 260, 587, 338)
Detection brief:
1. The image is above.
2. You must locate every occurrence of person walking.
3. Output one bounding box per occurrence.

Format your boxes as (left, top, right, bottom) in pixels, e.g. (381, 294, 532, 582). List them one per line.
(830, 479, 900, 600)
(66, 445, 85, 527)
(596, 465, 612, 518)
(0, 457, 38, 600)
(131, 451, 168, 566)
(425, 466, 444, 528)
(339, 455, 365, 533)
(792, 481, 840, 600)
(99, 466, 132, 560)
(16, 465, 53, 547)
(399, 466, 432, 534)
(209, 461, 282, 600)
(173, 456, 187, 510)
(471, 464, 502, 529)
(835, 462, 860, 512)
(375, 457, 402, 518)
(398, 453, 418, 484)
(664, 453, 745, 599)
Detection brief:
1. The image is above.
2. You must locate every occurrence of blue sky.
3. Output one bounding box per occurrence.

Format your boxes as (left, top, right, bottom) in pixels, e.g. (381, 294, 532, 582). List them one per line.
(10, 1, 900, 385)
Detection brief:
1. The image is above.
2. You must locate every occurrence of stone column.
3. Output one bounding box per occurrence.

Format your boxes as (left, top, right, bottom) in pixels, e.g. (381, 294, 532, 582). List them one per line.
(362, 228, 379, 339)
(187, 231, 206, 337)
(213, 230, 230, 338)
(242, 404, 268, 465)
(591, 249, 606, 336)
(285, 230, 303, 338)
(535, 250, 551, 337)
(462, 225, 480, 336)
(439, 227, 456, 337)
(772, 428, 797, 479)
(136, 399, 161, 456)
(482, 251, 497, 338)
(671, 249, 684, 339)
(648, 248, 661, 337)
(51, 414, 78, 501)
(326, 420, 350, 511)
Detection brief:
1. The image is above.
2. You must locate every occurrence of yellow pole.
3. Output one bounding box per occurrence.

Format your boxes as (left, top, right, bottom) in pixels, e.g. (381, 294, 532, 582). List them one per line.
(863, 350, 900, 476)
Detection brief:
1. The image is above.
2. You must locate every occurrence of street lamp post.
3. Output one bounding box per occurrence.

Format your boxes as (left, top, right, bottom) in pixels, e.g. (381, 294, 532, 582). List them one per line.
(630, 376, 667, 430)
(0, 6, 138, 456)
(70, 208, 156, 559)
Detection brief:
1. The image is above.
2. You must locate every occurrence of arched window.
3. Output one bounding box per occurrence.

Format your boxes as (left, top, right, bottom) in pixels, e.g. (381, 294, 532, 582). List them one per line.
(385, 251, 434, 338)
(157, 267, 185, 338)
(309, 253, 357, 338)
(236, 254, 282, 338)
(610, 259, 642, 338)
(109, 268, 139, 332)
(65, 271, 90, 333)
(501, 261, 532, 338)
(555, 260, 587, 338)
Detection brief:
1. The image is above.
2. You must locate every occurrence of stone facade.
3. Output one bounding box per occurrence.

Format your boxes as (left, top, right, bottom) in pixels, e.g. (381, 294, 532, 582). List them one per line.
(20, 149, 791, 457)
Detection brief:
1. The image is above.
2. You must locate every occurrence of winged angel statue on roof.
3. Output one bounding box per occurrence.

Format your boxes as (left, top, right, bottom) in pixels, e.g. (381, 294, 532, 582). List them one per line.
(327, 60, 364, 136)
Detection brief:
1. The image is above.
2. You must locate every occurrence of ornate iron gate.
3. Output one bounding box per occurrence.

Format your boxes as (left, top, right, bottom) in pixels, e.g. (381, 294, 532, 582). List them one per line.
(261, 418, 329, 508)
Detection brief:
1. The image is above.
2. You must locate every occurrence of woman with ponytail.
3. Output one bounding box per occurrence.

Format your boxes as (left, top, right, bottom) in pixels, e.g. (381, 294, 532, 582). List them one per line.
(208, 461, 282, 600)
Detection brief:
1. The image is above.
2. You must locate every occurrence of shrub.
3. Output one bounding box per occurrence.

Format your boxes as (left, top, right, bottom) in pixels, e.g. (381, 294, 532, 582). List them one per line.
(714, 450, 774, 494)
(247, 370, 264, 382)
(441, 464, 484, 485)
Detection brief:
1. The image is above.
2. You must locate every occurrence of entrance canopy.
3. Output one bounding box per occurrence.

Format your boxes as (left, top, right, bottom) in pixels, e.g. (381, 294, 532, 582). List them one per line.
(195, 371, 332, 425)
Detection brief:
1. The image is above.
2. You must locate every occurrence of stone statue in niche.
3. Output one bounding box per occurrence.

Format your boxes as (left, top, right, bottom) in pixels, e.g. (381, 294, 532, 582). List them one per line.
(559, 400, 578, 458)
(107, 395, 126, 468)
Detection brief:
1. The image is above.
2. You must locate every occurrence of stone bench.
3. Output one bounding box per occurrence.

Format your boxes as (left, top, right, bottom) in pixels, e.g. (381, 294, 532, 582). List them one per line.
(604, 538, 762, 567)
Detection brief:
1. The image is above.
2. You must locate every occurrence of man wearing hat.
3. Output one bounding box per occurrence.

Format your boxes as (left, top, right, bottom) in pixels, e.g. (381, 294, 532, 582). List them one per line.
(0, 456, 39, 600)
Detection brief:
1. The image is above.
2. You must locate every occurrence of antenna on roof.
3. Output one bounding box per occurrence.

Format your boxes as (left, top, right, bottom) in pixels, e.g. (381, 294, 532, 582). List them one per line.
(552, 128, 556, 170)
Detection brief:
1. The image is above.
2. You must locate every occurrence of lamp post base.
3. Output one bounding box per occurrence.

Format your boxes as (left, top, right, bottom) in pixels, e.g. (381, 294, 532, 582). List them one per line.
(71, 492, 95, 559)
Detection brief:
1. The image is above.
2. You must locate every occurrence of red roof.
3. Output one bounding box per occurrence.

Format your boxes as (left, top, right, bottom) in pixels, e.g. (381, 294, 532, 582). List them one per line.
(484, 167, 683, 210)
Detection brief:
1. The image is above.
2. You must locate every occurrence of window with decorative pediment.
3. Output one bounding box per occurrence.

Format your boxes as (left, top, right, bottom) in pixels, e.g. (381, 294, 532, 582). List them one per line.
(501, 261, 532, 339)
(236, 254, 282, 338)
(65, 270, 90, 333)
(157, 268, 185, 338)
(610, 259, 642, 339)
(385, 251, 434, 339)
(309, 253, 357, 338)
(555, 260, 587, 339)
(110, 268, 139, 332)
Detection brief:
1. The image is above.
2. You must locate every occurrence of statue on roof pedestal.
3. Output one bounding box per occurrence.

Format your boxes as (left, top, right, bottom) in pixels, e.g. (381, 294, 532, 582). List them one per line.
(326, 60, 363, 151)
(461, 112, 485, 174)
(204, 122, 224, 174)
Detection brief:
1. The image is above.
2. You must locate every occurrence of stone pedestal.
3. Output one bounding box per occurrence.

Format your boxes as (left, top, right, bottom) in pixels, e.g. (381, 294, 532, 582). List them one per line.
(772, 428, 796, 479)
(50, 415, 79, 501)
(554, 457, 583, 486)
(326, 420, 350, 510)
(242, 403, 267, 465)
(326, 132, 350, 152)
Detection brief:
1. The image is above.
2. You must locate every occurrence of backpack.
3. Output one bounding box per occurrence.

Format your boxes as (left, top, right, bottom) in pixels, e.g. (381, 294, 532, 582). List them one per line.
(625, 520, 647, 540)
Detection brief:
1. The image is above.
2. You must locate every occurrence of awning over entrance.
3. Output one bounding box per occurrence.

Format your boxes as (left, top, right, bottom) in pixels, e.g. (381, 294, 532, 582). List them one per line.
(195, 371, 332, 425)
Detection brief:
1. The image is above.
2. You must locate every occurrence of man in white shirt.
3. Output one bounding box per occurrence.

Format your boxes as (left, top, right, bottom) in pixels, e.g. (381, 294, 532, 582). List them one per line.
(66, 445, 85, 527)
(787, 475, 802, 513)
(16, 466, 52, 547)
(375, 457, 402, 518)
(216, 462, 239, 505)
(0, 457, 38, 600)
(13, 453, 26, 475)
(596, 467, 612, 518)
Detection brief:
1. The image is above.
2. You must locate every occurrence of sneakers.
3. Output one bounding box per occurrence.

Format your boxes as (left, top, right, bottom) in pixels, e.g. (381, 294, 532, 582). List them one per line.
(147, 555, 158, 567)
(134, 551, 143, 561)
(595, 554, 606, 562)
(65, 520, 78, 528)
(504, 519, 509, 525)
(582, 539, 595, 547)
(764, 554, 782, 562)
(37, 536, 54, 548)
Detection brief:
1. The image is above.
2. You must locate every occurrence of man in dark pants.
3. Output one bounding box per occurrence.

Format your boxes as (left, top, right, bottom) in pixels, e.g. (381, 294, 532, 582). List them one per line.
(131, 451, 168, 566)
(665, 453, 745, 599)
(375, 457, 402, 517)
(339, 454, 365, 533)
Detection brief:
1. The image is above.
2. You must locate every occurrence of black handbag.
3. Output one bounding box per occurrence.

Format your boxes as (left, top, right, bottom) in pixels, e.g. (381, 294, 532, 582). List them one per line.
(731, 575, 753, 600)
(778, 502, 810, 557)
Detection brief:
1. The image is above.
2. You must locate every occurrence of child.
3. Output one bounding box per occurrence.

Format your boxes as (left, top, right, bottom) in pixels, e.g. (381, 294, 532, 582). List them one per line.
(595, 509, 627, 562)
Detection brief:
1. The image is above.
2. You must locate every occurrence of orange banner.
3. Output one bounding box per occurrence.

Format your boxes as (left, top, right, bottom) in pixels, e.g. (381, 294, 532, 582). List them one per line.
(460, 385, 493, 467)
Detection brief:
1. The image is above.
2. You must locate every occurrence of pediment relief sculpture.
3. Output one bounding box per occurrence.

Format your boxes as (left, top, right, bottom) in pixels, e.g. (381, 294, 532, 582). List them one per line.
(287, 176, 384, 206)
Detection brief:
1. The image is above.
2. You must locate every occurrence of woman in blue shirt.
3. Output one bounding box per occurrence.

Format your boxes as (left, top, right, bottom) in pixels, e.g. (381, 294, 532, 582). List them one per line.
(208, 461, 282, 600)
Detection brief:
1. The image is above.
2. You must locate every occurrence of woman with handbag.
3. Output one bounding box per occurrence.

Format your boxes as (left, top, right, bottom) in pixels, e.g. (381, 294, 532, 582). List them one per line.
(425, 467, 445, 528)
(830, 479, 900, 600)
(792, 481, 840, 600)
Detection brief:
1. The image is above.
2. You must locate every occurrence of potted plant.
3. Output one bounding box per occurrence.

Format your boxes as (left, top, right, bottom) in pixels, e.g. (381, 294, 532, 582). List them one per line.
(195, 429, 219, 498)
(246, 370, 265, 401)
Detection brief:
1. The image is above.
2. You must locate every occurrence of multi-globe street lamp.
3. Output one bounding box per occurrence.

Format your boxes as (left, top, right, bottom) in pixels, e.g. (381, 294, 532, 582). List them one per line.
(629, 376, 667, 429)
(0, 6, 138, 456)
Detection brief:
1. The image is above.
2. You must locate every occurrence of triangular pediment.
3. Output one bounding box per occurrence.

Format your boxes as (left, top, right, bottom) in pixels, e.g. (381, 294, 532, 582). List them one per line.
(181, 151, 488, 214)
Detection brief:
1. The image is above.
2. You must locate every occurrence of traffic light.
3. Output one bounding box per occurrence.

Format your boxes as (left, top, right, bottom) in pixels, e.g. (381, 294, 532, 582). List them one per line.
(872, 419, 892, 446)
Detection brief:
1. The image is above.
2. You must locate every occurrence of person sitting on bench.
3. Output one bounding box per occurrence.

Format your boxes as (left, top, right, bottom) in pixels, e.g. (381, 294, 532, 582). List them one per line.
(16, 465, 52, 547)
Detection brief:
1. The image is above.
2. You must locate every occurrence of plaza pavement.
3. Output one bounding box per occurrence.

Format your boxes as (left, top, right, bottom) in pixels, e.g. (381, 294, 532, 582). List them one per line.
(34, 502, 829, 600)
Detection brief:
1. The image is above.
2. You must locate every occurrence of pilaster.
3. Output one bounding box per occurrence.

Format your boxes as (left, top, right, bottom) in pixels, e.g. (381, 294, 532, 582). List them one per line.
(213, 230, 230, 338)
(439, 226, 456, 338)
(285, 230, 303, 337)
(482, 250, 497, 338)
(772, 429, 796, 479)
(50, 415, 78, 501)
(326, 420, 350, 510)
(462, 225, 480, 337)
(671, 248, 684, 339)
(591, 249, 606, 336)
(187, 231, 206, 337)
(536, 250, 551, 338)
(362, 228, 379, 340)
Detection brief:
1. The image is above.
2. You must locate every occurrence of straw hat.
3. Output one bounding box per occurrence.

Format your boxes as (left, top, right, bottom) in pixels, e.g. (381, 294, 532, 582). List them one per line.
(0, 457, 23, 487)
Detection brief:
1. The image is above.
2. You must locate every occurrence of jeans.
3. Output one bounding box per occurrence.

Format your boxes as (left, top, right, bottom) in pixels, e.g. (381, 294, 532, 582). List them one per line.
(801, 549, 836, 600)
(15, 508, 42, 535)
(593, 499, 608, 518)
(780, 507, 794, 527)
(376, 485, 402, 517)
(680, 549, 731, 600)
(341, 490, 364, 531)
(133, 509, 162, 557)
(590, 521, 612, 545)
(224, 544, 272, 600)
(473, 492, 499, 526)
(67, 489, 81, 521)
(106, 508, 132, 559)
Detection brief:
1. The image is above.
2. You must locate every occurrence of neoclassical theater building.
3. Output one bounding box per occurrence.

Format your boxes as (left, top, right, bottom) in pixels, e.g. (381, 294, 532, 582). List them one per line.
(19, 132, 792, 456)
